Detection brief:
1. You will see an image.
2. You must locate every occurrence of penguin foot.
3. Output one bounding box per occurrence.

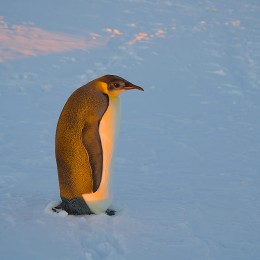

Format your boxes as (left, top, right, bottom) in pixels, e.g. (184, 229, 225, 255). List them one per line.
(52, 199, 116, 216)
(52, 198, 93, 215)
(105, 209, 116, 216)
(52, 202, 66, 213)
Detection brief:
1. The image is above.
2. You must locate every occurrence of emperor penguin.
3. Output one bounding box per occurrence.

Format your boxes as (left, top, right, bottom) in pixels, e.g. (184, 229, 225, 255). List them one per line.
(53, 75, 143, 215)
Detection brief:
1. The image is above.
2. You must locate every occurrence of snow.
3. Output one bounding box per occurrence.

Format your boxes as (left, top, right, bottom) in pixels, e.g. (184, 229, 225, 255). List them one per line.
(1, 0, 260, 259)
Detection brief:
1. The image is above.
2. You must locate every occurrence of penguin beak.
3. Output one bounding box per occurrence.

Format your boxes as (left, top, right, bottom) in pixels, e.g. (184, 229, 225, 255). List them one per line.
(124, 84, 144, 91)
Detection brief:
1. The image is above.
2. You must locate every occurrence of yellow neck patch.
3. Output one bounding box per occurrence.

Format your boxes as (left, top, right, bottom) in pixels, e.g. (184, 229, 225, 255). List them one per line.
(96, 81, 109, 95)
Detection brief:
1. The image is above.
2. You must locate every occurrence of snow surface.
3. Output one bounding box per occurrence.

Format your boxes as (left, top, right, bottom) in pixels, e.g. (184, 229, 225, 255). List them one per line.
(1, 0, 260, 259)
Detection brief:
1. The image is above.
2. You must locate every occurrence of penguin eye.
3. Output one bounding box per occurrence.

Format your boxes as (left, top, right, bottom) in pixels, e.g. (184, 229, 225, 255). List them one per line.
(113, 83, 121, 88)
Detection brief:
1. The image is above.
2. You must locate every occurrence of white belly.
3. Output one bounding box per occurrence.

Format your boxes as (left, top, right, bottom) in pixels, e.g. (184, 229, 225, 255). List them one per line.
(82, 96, 121, 214)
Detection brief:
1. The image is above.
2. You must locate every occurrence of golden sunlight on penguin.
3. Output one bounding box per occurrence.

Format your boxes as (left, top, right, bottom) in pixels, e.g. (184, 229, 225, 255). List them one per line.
(53, 75, 143, 216)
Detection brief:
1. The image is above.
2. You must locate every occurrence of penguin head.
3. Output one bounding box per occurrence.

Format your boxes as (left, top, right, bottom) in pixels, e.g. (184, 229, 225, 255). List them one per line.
(97, 75, 144, 96)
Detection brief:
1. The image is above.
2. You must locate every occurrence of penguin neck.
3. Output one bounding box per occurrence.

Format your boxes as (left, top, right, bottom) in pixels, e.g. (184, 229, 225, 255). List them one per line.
(82, 95, 121, 214)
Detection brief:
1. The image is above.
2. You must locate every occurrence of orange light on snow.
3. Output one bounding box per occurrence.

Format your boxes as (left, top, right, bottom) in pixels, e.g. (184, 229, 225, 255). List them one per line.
(128, 32, 150, 44)
(155, 29, 166, 38)
(105, 28, 123, 37)
(0, 17, 107, 63)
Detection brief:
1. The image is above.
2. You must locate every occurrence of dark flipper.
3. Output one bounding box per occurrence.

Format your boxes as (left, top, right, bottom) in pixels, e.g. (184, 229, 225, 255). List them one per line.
(52, 197, 93, 215)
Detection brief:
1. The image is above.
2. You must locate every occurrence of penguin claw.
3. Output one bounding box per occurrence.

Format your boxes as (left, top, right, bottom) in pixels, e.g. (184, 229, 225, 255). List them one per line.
(52, 202, 66, 213)
(52, 206, 63, 213)
(106, 209, 116, 216)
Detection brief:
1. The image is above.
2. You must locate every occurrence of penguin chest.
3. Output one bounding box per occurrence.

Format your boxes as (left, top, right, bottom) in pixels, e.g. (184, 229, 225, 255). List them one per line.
(82, 96, 121, 214)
